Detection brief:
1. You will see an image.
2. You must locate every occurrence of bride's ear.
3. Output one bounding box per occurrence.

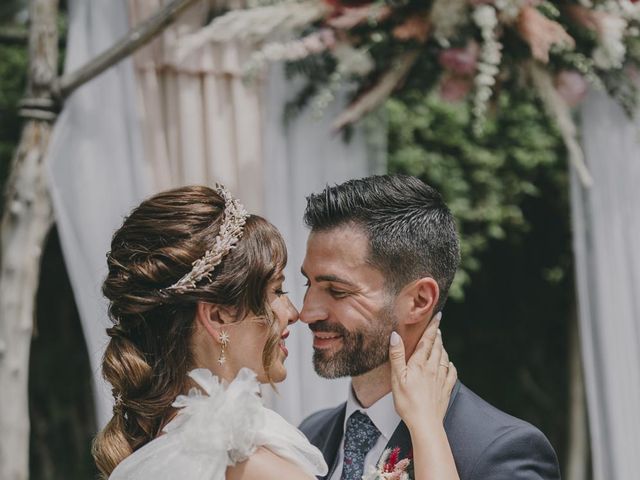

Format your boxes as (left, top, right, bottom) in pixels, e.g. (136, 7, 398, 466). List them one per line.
(195, 302, 234, 343)
(395, 277, 440, 326)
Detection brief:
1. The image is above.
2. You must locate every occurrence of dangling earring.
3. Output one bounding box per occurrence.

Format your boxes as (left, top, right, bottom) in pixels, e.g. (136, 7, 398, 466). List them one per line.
(218, 330, 230, 365)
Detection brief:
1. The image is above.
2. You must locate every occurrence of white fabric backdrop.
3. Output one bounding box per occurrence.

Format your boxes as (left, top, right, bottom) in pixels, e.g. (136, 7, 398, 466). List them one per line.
(45, 0, 153, 427)
(46, 0, 381, 429)
(572, 91, 640, 480)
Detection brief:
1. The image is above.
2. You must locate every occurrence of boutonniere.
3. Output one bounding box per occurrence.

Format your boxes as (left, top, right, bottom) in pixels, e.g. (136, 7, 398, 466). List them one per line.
(362, 447, 413, 480)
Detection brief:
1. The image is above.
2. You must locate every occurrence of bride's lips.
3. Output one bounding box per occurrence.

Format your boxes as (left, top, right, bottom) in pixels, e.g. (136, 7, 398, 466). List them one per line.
(279, 329, 289, 357)
(312, 332, 343, 349)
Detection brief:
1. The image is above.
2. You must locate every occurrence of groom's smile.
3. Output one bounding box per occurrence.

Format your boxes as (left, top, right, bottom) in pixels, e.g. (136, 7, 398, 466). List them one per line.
(311, 331, 343, 350)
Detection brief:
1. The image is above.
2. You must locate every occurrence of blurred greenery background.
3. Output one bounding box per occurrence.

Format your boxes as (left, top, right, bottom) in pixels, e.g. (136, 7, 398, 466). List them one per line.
(1, 2, 578, 478)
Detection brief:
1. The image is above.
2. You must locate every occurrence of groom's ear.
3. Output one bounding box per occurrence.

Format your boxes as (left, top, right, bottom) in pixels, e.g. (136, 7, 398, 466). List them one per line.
(396, 277, 440, 326)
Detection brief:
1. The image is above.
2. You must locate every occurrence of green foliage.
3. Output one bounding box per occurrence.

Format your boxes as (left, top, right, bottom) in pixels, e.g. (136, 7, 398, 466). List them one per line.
(386, 90, 568, 299)
(386, 90, 574, 470)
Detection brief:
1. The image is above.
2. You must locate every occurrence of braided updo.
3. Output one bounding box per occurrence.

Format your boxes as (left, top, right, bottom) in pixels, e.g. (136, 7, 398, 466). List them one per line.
(92, 185, 287, 477)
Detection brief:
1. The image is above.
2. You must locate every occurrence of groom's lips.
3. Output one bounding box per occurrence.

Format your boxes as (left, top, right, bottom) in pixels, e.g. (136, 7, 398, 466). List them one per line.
(312, 332, 343, 349)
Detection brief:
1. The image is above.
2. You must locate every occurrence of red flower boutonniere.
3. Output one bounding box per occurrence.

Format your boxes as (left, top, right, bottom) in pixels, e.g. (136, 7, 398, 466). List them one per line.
(362, 447, 413, 480)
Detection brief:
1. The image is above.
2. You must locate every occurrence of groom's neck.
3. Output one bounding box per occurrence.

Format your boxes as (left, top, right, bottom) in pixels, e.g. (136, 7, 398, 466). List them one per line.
(351, 362, 392, 408)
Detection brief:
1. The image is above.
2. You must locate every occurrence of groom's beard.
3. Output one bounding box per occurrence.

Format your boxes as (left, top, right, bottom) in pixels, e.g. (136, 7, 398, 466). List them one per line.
(311, 303, 397, 378)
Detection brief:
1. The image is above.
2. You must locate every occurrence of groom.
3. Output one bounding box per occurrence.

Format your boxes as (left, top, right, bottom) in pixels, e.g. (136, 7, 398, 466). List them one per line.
(298, 175, 560, 479)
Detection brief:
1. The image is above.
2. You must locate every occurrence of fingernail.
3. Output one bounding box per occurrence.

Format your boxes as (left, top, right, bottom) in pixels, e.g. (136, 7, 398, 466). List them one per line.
(390, 331, 400, 346)
(437, 328, 442, 336)
(435, 312, 442, 322)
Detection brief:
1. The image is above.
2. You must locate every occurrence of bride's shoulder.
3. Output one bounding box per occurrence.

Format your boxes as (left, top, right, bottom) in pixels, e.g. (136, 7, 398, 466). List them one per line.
(226, 447, 316, 480)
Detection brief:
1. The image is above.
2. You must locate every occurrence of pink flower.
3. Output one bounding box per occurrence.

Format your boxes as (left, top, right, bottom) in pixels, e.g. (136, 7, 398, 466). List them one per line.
(554, 70, 588, 107)
(438, 41, 480, 76)
(440, 74, 474, 102)
(566, 5, 605, 32)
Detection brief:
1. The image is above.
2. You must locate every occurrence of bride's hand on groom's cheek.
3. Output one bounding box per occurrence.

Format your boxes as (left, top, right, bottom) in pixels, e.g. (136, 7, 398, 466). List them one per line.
(389, 313, 457, 430)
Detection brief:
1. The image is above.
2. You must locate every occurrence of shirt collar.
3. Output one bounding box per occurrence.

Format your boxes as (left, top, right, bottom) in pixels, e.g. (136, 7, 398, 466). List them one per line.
(344, 383, 401, 442)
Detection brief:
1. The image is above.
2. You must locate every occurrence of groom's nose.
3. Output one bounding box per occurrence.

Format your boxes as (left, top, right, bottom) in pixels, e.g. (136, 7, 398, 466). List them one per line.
(299, 289, 328, 325)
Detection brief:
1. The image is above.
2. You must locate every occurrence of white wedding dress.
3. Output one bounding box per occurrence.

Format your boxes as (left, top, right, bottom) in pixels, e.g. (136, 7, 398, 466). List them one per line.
(109, 368, 328, 479)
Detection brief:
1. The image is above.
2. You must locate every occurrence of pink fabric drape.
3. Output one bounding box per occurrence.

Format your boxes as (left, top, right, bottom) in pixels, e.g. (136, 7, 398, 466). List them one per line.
(128, 0, 264, 212)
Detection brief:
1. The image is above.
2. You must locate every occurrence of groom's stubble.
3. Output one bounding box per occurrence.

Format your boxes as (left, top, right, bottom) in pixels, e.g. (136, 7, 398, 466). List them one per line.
(311, 300, 398, 379)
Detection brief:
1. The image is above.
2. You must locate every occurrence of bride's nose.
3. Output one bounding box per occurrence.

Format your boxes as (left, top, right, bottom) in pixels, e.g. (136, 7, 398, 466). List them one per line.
(285, 296, 300, 325)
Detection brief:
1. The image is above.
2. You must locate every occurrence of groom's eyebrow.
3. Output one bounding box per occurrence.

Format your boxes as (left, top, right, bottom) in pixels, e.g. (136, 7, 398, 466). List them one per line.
(301, 268, 356, 287)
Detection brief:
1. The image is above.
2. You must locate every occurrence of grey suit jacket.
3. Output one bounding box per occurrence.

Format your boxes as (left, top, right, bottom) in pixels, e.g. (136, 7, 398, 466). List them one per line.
(299, 382, 561, 480)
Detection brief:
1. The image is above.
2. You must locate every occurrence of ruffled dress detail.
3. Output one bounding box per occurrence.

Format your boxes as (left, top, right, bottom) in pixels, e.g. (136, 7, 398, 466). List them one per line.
(109, 368, 328, 480)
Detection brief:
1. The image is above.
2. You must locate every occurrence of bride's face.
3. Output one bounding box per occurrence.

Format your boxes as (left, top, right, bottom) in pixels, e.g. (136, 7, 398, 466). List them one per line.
(230, 273, 299, 384)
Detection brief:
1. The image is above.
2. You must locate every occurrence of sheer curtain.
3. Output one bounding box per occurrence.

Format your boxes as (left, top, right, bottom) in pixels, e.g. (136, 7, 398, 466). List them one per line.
(572, 91, 640, 480)
(46, 0, 381, 429)
(128, 0, 265, 211)
(45, 0, 152, 427)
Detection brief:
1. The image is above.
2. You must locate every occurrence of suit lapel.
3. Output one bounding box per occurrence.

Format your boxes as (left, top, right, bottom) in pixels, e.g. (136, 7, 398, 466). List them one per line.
(317, 404, 346, 480)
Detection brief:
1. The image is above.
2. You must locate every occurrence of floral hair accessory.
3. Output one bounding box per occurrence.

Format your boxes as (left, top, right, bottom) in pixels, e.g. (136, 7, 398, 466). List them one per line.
(161, 184, 249, 295)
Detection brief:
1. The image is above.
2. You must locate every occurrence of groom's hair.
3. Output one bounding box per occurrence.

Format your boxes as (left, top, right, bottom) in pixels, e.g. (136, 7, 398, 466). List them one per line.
(304, 174, 460, 312)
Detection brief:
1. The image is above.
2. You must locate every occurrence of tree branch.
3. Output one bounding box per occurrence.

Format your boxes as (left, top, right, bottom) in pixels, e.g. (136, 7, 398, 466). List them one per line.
(54, 0, 202, 99)
(0, 26, 29, 45)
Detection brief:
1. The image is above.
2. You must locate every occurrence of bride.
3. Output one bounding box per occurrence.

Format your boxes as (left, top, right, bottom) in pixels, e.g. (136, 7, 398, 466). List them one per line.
(93, 185, 460, 480)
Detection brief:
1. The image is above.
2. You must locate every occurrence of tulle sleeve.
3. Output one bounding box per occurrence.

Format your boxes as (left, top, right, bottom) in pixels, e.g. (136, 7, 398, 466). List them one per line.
(167, 367, 266, 464)
(109, 368, 266, 480)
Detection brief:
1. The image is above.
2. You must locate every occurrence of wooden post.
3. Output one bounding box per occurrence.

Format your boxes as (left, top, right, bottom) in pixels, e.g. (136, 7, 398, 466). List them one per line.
(0, 1, 59, 479)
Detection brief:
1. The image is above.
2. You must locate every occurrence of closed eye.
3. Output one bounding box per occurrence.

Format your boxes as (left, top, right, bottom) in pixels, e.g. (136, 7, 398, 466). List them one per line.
(328, 288, 348, 299)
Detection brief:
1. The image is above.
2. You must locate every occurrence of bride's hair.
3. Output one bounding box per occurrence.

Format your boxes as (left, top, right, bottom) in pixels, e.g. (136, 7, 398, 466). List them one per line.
(92, 185, 287, 478)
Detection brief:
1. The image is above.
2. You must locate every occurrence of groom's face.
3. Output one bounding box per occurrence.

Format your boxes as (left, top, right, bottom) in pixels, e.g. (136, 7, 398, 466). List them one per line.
(300, 224, 397, 378)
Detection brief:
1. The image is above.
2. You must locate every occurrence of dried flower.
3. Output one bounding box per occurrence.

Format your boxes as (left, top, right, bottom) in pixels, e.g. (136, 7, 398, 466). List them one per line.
(439, 41, 480, 75)
(161, 185, 248, 295)
(392, 15, 431, 43)
(517, 5, 575, 63)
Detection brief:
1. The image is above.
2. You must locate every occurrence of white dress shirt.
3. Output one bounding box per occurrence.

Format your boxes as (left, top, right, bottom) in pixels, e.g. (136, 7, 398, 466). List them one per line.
(329, 385, 401, 480)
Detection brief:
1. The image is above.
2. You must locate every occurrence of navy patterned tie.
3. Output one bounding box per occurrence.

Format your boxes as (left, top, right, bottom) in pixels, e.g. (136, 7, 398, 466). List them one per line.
(340, 411, 381, 480)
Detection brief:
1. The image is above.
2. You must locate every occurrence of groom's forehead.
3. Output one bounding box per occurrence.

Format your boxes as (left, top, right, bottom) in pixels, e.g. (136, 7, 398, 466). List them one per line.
(301, 229, 387, 286)
(304, 228, 369, 264)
